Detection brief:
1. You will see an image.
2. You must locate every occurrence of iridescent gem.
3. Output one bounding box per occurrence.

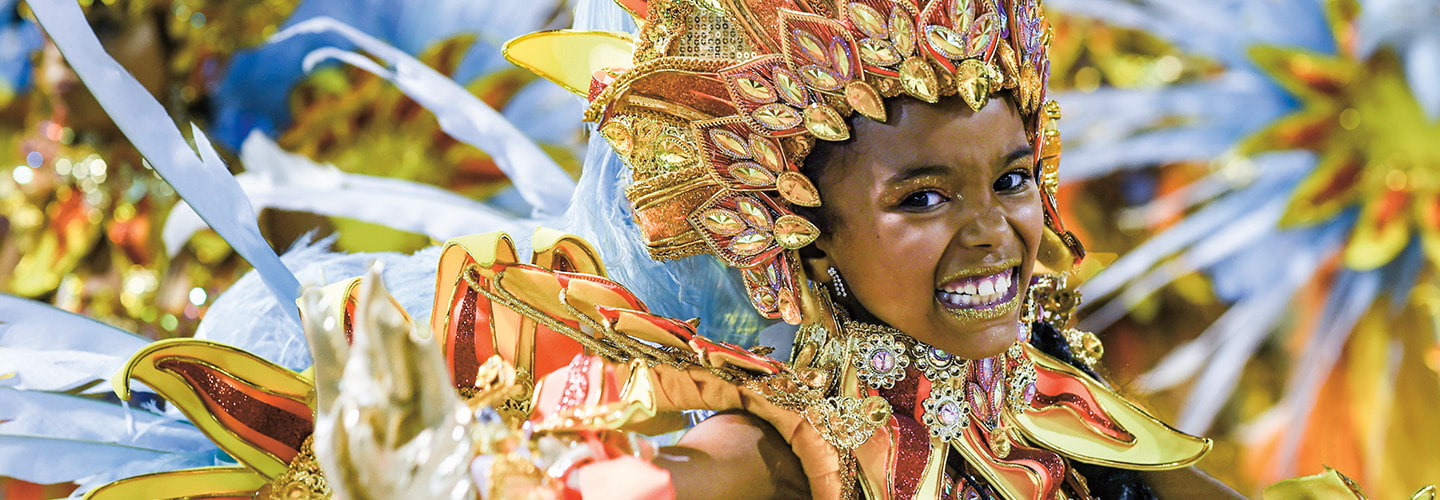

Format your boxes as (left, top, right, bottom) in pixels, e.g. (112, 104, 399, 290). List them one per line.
(698, 209, 746, 235)
(778, 287, 802, 324)
(801, 65, 841, 90)
(870, 350, 896, 372)
(937, 402, 961, 425)
(709, 129, 751, 158)
(890, 9, 916, 54)
(728, 161, 776, 185)
(831, 40, 855, 79)
(858, 38, 901, 66)
(735, 198, 771, 227)
(751, 137, 785, 172)
(773, 68, 808, 106)
(804, 104, 850, 141)
(752, 103, 803, 130)
(600, 122, 633, 156)
(792, 29, 829, 64)
(898, 57, 939, 103)
(925, 25, 967, 59)
(730, 231, 771, 256)
(848, 2, 887, 38)
(776, 171, 822, 207)
(772, 214, 820, 249)
(845, 80, 887, 121)
(735, 76, 777, 102)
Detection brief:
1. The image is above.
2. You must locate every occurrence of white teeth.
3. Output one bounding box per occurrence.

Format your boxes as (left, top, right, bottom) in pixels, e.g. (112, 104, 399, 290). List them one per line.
(977, 280, 994, 296)
(963, 282, 977, 295)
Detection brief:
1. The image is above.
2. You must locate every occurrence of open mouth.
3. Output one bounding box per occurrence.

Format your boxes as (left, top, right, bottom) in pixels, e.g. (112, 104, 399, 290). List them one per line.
(935, 262, 1021, 316)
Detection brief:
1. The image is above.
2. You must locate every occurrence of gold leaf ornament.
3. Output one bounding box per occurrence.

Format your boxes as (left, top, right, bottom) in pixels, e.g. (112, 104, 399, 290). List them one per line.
(777, 171, 823, 207)
(804, 104, 851, 141)
(845, 80, 887, 121)
(773, 215, 821, 249)
(899, 57, 940, 102)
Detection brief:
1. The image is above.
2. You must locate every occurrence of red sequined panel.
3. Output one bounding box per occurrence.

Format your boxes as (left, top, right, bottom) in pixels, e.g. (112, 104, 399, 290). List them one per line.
(157, 358, 312, 464)
(1031, 365, 1135, 443)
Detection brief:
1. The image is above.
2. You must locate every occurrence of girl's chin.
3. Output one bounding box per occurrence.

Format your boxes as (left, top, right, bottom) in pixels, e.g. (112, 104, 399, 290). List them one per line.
(920, 320, 1020, 360)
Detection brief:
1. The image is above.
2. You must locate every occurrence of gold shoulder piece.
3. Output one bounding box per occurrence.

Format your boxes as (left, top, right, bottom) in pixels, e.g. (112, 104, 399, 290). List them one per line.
(1011, 343, 1211, 470)
(83, 466, 267, 500)
(503, 30, 637, 96)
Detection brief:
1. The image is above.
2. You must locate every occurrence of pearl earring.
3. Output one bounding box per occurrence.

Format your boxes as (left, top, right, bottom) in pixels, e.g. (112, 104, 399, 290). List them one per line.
(827, 266, 847, 298)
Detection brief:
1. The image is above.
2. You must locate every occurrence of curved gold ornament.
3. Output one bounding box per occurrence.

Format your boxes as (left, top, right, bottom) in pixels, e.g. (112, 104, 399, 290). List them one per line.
(804, 104, 851, 141)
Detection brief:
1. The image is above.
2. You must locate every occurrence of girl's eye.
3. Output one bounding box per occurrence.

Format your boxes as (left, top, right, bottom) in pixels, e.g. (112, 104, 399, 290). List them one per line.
(993, 170, 1033, 193)
(899, 190, 947, 210)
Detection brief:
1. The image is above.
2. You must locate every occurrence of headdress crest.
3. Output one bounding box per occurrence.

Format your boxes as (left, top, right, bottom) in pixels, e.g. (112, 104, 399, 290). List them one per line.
(507, 0, 1083, 324)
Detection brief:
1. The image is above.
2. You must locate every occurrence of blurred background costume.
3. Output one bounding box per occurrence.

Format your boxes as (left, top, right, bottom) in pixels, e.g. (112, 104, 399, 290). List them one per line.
(2, 0, 1438, 498)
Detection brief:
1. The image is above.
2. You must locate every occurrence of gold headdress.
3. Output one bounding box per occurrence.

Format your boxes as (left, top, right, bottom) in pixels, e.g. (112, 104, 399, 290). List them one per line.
(506, 0, 1084, 324)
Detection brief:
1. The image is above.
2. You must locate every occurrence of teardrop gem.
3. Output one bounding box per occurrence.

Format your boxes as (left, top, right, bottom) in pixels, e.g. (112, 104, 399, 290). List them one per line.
(890, 9, 916, 55)
(709, 129, 751, 158)
(804, 105, 850, 141)
(801, 65, 842, 90)
(899, 57, 939, 103)
(736, 198, 772, 227)
(735, 76, 777, 102)
(751, 137, 786, 172)
(845, 80, 887, 122)
(955, 59, 992, 112)
(773, 68, 808, 106)
(773, 215, 820, 249)
(849, 3, 888, 38)
(753, 103, 803, 130)
(729, 162, 777, 185)
(601, 122, 634, 156)
(777, 171, 822, 207)
(792, 29, 829, 64)
(655, 136, 695, 168)
(730, 231, 772, 256)
(699, 208, 747, 235)
(859, 38, 901, 66)
(831, 41, 855, 79)
(925, 25, 967, 59)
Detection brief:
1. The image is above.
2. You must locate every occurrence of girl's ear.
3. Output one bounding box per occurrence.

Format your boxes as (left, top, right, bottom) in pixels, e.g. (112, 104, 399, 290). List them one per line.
(798, 240, 832, 288)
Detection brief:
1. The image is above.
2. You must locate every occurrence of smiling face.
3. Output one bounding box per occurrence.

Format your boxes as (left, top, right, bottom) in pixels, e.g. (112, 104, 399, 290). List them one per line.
(803, 94, 1044, 359)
